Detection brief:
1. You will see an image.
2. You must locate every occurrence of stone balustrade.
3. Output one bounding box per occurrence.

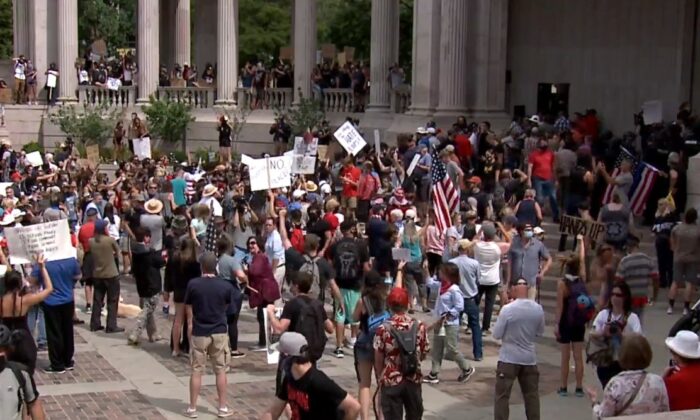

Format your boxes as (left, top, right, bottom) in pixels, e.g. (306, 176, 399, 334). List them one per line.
(156, 86, 216, 108)
(237, 88, 293, 111)
(77, 85, 137, 108)
(322, 88, 355, 113)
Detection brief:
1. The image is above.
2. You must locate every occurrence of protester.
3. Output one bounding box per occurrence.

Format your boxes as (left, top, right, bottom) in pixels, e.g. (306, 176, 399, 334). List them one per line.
(88, 219, 123, 333)
(506, 223, 552, 299)
(667, 208, 700, 315)
(615, 235, 657, 322)
(663, 330, 700, 411)
(245, 235, 281, 351)
(0, 324, 45, 419)
(166, 238, 200, 357)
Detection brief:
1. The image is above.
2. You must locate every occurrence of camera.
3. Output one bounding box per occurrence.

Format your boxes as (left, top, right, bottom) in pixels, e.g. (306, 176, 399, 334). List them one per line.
(608, 320, 624, 335)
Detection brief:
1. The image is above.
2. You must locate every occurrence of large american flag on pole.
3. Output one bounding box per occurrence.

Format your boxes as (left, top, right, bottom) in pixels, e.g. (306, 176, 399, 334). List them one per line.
(431, 148, 459, 233)
(602, 147, 659, 215)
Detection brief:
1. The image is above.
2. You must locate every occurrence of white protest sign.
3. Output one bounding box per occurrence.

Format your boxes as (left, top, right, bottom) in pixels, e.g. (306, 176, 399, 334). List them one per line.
(293, 137, 319, 156)
(5, 220, 76, 264)
(263, 307, 280, 364)
(46, 71, 58, 88)
(292, 155, 316, 174)
(25, 151, 43, 167)
(106, 77, 121, 91)
(0, 182, 14, 197)
(249, 156, 293, 191)
(642, 100, 663, 125)
(334, 121, 367, 156)
(406, 154, 421, 176)
(133, 136, 152, 159)
(240, 154, 254, 166)
(374, 129, 381, 155)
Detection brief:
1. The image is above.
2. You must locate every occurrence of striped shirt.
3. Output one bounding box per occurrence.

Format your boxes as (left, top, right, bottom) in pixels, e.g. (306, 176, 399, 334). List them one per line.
(616, 252, 657, 302)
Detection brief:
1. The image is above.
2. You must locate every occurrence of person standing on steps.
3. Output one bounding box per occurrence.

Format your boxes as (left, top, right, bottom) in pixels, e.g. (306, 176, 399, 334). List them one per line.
(88, 219, 123, 333)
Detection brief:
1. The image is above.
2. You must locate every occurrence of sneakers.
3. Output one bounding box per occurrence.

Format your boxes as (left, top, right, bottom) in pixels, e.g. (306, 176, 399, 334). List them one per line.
(344, 338, 356, 350)
(557, 387, 568, 396)
(334, 347, 345, 359)
(183, 407, 198, 418)
(457, 367, 475, 383)
(230, 350, 246, 359)
(667, 306, 673, 315)
(422, 372, 440, 384)
(217, 407, 234, 418)
(482, 330, 491, 337)
(248, 344, 266, 352)
(85, 304, 92, 314)
(148, 335, 163, 343)
(575, 387, 584, 397)
(66, 362, 75, 371)
(127, 336, 139, 346)
(43, 366, 66, 374)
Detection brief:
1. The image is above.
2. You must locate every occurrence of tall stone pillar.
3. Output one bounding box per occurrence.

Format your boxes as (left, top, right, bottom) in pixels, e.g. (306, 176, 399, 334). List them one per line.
(28, 0, 47, 90)
(367, 0, 399, 112)
(409, 0, 441, 115)
(293, 0, 317, 104)
(435, 0, 469, 116)
(137, 0, 160, 103)
(175, 0, 191, 66)
(13, 0, 30, 57)
(57, 0, 78, 102)
(215, 0, 239, 105)
(471, 0, 508, 111)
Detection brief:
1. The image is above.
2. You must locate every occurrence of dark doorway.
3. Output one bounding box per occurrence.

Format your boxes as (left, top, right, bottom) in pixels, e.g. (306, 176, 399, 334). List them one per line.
(537, 83, 569, 116)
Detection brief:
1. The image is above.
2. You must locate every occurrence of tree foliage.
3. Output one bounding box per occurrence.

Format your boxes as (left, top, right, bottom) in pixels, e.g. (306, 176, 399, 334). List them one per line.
(239, 0, 292, 64)
(142, 96, 195, 145)
(78, 0, 136, 52)
(0, 0, 13, 58)
(49, 104, 124, 148)
(221, 105, 252, 152)
(277, 90, 326, 137)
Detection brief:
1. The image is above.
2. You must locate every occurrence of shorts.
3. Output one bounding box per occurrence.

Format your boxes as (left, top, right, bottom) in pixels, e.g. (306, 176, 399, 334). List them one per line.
(335, 288, 361, 325)
(81, 252, 95, 282)
(120, 234, 131, 253)
(673, 261, 700, 285)
(191, 333, 230, 373)
(341, 196, 358, 210)
(557, 324, 585, 344)
(353, 336, 375, 380)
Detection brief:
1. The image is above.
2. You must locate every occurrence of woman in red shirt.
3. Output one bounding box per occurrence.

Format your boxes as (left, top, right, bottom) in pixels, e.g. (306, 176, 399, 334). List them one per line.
(664, 330, 700, 411)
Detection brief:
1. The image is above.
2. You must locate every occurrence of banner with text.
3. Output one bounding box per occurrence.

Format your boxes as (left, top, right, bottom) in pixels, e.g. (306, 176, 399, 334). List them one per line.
(247, 155, 293, 191)
(334, 121, 367, 156)
(5, 220, 76, 264)
(558, 215, 606, 243)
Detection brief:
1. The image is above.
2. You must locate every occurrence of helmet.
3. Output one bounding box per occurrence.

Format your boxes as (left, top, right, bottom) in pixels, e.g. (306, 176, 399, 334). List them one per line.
(0, 324, 11, 347)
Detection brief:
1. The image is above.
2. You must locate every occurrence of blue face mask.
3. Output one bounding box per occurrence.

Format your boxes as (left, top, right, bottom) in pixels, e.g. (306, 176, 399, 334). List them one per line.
(523, 231, 534, 239)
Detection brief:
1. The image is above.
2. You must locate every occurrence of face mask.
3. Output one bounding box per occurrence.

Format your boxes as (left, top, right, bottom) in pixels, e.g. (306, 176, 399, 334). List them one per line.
(523, 231, 534, 239)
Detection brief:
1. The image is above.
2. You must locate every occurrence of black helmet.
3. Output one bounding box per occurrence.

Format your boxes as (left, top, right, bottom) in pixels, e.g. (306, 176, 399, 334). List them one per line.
(0, 324, 11, 347)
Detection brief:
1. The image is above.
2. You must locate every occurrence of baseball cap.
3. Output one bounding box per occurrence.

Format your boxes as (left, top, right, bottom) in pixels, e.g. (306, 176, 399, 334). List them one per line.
(274, 332, 308, 357)
(387, 287, 409, 308)
(85, 208, 98, 217)
(95, 219, 108, 233)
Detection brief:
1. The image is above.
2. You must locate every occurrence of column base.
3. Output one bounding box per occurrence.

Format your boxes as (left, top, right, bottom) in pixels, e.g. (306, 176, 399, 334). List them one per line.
(365, 104, 392, 113)
(214, 99, 237, 107)
(58, 97, 78, 104)
(136, 97, 153, 105)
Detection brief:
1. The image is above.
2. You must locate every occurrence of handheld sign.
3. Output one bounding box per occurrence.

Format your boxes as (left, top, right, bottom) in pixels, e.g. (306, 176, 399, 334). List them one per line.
(374, 129, 381, 156)
(317, 145, 328, 160)
(5, 220, 76, 264)
(642, 100, 663, 125)
(25, 151, 43, 167)
(559, 215, 606, 243)
(292, 155, 316, 174)
(406, 154, 421, 176)
(293, 137, 319, 156)
(334, 121, 367, 156)
(249, 155, 293, 191)
(46, 72, 58, 88)
(106, 77, 121, 91)
(86, 144, 100, 166)
(133, 136, 152, 160)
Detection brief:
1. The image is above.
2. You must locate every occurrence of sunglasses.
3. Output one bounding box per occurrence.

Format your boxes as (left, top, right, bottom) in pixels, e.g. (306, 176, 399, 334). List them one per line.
(247, 241, 257, 247)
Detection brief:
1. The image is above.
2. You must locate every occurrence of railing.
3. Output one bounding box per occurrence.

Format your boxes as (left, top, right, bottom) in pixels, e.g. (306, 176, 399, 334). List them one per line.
(322, 88, 354, 113)
(77, 85, 137, 108)
(391, 86, 411, 114)
(237, 87, 293, 110)
(156, 86, 216, 108)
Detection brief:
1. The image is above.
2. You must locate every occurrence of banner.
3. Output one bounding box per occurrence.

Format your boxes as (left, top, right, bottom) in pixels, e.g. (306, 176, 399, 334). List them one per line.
(86, 144, 100, 166)
(25, 151, 43, 167)
(248, 155, 293, 191)
(5, 220, 76, 264)
(133, 136, 152, 160)
(558, 215, 606, 242)
(334, 121, 367, 156)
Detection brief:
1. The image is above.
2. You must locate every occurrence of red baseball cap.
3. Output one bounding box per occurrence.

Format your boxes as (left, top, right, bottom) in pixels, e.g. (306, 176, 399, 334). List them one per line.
(387, 287, 409, 309)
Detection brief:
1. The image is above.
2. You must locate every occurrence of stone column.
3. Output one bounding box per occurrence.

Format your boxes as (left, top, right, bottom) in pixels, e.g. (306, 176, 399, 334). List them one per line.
(175, 0, 191, 66)
(471, 0, 508, 111)
(13, 0, 30, 57)
(293, 0, 317, 104)
(367, 0, 399, 112)
(435, 0, 469, 115)
(215, 0, 239, 105)
(28, 0, 47, 90)
(137, 0, 160, 103)
(57, 0, 78, 102)
(409, 0, 441, 115)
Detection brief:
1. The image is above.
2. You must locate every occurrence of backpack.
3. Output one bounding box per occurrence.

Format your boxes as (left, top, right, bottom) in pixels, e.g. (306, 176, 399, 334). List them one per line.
(385, 320, 419, 377)
(364, 297, 390, 336)
(334, 239, 360, 282)
(9, 151, 18, 171)
(299, 255, 321, 298)
(565, 275, 595, 327)
(6, 361, 28, 413)
(295, 296, 327, 361)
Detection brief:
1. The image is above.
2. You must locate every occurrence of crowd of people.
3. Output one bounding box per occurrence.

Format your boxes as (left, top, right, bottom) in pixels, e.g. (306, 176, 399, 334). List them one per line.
(1, 103, 700, 420)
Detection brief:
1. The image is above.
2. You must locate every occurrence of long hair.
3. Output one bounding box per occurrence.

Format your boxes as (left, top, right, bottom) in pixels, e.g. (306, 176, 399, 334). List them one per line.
(403, 219, 419, 244)
(362, 270, 387, 314)
(607, 281, 632, 314)
(177, 238, 197, 271)
(103, 203, 116, 225)
(559, 253, 581, 277)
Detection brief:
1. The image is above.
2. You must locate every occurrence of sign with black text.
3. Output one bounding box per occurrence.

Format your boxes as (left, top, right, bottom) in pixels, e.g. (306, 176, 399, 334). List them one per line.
(558, 215, 606, 242)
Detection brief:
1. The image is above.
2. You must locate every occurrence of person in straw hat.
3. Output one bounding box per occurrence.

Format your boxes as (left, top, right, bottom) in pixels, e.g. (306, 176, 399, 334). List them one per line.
(664, 330, 700, 411)
(198, 184, 223, 217)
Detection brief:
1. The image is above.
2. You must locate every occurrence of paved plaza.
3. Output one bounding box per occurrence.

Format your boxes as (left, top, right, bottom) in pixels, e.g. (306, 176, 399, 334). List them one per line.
(36, 224, 684, 420)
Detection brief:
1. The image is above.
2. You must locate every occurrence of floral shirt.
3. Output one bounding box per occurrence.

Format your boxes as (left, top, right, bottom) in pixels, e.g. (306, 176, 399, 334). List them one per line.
(373, 313, 429, 386)
(592, 370, 669, 419)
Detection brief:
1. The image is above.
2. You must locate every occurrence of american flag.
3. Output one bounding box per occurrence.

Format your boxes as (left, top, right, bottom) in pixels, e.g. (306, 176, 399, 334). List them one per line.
(431, 148, 459, 233)
(602, 147, 659, 215)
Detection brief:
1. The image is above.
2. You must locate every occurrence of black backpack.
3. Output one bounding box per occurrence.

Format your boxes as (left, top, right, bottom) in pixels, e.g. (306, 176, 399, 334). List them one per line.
(295, 296, 327, 361)
(6, 361, 28, 413)
(385, 320, 419, 377)
(334, 239, 360, 282)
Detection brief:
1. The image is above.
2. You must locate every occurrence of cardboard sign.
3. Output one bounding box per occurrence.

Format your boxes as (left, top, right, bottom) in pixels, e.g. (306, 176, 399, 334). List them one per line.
(317, 145, 328, 161)
(642, 100, 663, 125)
(5, 220, 76, 264)
(337, 52, 346, 67)
(249, 155, 293, 191)
(344, 46, 355, 63)
(132, 137, 152, 160)
(293, 137, 319, 156)
(334, 121, 367, 156)
(374, 129, 381, 156)
(86, 144, 100, 166)
(279, 46, 293, 61)
(292, 155, 316, 174)
(392, 248, 411, 261)
(321, 44, 337, 59)
(25, 151, 43, 167)
(46, 72, 57, 88)
(106, 77, 121, 91)
(406, 154, 421, 176)
(559, 215, 606, 242)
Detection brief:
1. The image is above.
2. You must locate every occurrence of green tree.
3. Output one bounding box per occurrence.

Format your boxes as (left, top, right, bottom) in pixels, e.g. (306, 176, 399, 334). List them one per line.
(239, 0, 291, 64)
(142, 96, 195, 148)
(49, 104, 124, 151)
(78, 0, 136, 52)
(0, 0, 13, 58)
(277, 90, 325, 138)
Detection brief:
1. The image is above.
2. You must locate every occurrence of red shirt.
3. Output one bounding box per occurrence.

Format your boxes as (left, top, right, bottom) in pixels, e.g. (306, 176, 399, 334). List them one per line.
(358, 173, 378, 200)
(341, 165, 361, 198)
(528, 149, 555, 180)
(454, 133, 473, 160)
(78, 221, 96, 252)
(665, 363, 700, 411)
(323, 213, 339, 232)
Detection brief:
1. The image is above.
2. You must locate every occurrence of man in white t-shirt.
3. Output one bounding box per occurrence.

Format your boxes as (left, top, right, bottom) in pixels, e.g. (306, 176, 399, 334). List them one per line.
(473, 222, 511, 334)
(13, 55, 27, 104)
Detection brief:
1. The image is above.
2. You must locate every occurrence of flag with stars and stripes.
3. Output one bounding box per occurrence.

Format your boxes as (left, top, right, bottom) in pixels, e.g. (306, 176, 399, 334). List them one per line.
(431, 148, 459, 233)
(602, 147, 659, 215)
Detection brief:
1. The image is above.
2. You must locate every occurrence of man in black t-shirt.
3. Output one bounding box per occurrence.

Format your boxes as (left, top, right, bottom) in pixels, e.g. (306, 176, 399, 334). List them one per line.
(284, 234, 334, 301)
(261, 332, 360, 420)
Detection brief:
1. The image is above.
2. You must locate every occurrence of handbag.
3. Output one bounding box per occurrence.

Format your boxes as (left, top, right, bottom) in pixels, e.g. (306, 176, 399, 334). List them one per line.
(614, 372, 647, 416)
(586, 311, 616, 367)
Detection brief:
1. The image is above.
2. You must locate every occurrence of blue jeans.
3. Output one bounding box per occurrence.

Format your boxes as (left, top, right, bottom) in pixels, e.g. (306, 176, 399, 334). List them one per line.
(27, 305, 47, 346)
(464, 297, 483, 359)
(532, 176, 559, 221)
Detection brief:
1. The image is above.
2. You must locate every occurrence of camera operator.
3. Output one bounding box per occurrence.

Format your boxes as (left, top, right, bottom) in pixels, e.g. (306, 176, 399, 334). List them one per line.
(590, 281, 642, 387)
(270, 116, 291, 157)
(229, 193, 258, 264)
